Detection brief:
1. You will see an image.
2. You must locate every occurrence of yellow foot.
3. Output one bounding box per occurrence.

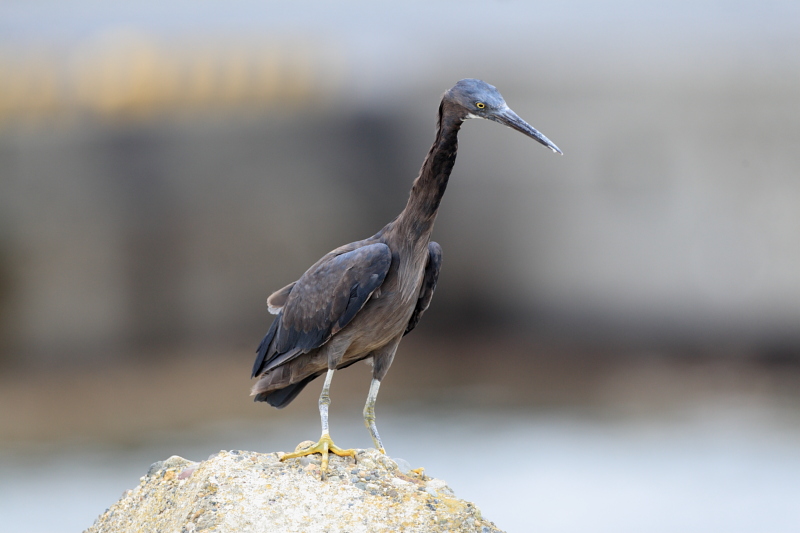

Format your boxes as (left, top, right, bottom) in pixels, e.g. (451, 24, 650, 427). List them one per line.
(279, 433, 356, 479)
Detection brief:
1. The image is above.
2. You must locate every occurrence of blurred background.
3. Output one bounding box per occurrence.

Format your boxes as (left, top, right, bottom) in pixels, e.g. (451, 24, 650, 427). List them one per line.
(1, 1, 800, 532)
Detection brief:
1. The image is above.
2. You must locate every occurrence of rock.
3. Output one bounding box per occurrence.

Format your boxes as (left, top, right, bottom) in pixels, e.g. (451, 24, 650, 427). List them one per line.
(392, 457, 413, 473)
(85, 448, 505, 533)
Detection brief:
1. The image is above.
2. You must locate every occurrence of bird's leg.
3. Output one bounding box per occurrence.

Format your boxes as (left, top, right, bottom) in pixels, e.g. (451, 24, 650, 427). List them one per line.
(319, 367, 334, 435)
(363, 378, 385, 453)
(279, 369, 356, 478)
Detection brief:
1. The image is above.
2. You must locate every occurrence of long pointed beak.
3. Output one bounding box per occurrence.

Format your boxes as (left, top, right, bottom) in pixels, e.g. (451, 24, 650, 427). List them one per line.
(490, 107, 562, 155)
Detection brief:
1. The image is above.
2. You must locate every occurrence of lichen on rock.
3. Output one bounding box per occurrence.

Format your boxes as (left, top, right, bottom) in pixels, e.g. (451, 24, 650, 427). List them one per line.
(85, 448, 505, 533)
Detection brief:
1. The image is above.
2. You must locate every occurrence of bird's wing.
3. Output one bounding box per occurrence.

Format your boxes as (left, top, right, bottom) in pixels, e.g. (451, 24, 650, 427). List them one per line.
(404, 241, 442, 335)
(252, 242, 392, 378)
(267, 281, 295, 314)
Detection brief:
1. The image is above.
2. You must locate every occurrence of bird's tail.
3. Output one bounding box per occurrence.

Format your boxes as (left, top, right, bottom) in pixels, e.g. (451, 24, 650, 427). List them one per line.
(251, 366, 323, 409)
(253, 377, 314, 408)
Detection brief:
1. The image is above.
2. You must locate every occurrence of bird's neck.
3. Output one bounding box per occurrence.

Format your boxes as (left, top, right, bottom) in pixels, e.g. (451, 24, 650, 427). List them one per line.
(394, 100, 463, 242)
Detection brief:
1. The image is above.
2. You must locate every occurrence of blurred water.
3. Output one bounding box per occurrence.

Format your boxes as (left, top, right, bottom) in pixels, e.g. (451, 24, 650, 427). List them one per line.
(2, 402, 799, 533)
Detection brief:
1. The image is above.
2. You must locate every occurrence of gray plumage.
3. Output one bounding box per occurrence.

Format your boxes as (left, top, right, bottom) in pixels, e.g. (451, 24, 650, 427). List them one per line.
(251, 79, 561, 458)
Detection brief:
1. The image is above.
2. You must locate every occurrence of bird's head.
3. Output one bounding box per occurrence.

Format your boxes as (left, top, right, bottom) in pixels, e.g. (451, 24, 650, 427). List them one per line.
(445, 78, 562, 155)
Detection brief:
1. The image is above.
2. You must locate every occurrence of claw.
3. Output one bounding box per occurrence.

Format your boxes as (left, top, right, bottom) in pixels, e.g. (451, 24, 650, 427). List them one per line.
(280, 433, 356, 479)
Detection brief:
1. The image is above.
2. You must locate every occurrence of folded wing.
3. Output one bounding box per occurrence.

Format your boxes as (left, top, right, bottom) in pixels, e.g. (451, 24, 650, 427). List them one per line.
(404, 241, 442, 335)
(252, 243, 392, 378)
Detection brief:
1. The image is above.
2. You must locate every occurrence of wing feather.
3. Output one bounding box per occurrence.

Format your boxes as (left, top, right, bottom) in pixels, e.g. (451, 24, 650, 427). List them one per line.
(252, 242, 391, 378)
(267, 282, 295, 314)
(404, 241, 442, 335)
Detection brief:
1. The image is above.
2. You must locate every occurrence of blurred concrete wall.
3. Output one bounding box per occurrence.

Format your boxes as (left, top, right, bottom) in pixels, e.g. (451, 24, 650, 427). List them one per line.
(1, 1, 799, 366)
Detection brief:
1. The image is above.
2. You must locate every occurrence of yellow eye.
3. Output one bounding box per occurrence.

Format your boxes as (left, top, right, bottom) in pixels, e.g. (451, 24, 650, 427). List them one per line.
(476, 102, 485, 109)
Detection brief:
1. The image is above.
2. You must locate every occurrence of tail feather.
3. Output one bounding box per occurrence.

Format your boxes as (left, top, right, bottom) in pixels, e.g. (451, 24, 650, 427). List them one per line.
(252, 360, 325, 409)
(254, 376, 316, 408)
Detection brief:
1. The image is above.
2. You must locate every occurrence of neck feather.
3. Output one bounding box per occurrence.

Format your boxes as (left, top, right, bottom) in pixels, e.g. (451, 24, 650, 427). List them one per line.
(394, 100, 463, 240)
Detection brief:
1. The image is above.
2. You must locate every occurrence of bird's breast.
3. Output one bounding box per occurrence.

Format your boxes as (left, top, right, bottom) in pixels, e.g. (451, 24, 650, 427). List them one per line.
(341, 247, 427, 355)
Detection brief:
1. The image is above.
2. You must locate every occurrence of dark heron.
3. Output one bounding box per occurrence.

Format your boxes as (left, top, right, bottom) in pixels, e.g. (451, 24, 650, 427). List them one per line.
(251, 78, 561, 475)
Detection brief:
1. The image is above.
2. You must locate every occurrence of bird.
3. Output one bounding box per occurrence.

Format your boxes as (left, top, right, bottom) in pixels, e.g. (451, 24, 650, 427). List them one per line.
(251, 78, 561, 476)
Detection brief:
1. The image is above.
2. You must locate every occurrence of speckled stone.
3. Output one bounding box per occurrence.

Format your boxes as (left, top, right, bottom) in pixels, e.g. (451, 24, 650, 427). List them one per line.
(84, 448, 505, 533)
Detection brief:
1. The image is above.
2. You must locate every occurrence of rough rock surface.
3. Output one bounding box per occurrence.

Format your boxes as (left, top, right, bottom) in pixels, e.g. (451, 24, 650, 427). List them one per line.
(85, 447, 505, 533)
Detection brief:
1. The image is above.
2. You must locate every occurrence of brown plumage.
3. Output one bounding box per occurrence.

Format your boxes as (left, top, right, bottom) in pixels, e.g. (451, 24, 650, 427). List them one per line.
(251, 79, 561, 469)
